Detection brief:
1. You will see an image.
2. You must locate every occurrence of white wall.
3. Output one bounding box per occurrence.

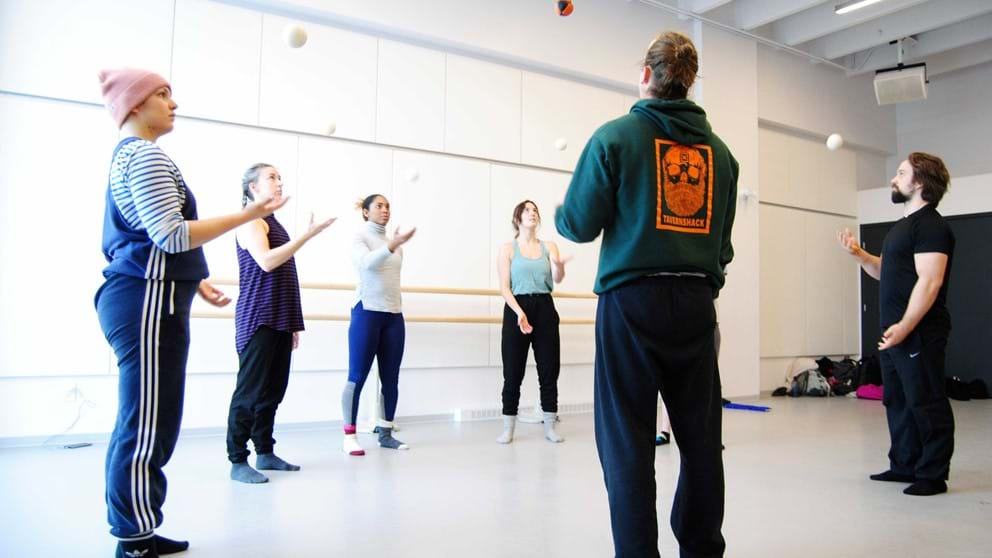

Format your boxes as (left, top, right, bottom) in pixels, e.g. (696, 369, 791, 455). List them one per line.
(757, 127, 862, 391)
(754, 43, 897, 392)
(860, 172, 992, 224)
(0, 0, 667, 441)
(693, 22, 761, 398)
(225, 0, 691, 89)
(0, 0, 902, 439)
(888, 62, 992, 179)
(757, 44, 896, 155)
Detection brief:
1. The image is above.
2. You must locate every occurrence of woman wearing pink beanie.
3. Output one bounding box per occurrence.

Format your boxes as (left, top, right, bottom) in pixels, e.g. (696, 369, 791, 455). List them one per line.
(94, 68, 287, 558)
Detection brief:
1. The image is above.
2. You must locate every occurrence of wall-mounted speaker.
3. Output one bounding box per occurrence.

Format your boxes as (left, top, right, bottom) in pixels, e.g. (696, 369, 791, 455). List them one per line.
(874, 63, 927, 105)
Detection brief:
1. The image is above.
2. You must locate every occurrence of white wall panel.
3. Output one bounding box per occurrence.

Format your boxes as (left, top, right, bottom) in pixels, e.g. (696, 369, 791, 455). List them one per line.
(521, 72, 624, 171)
(187, 319, 239, 374)
(259, 14, 378, 141)
(0, 96, 119, 377)
(760, 204, 858, 359)
(403, 323, 490, 369)
(390, 151, 491, 293)
(172, 0, 261, 125)
(787, 136, 819, 210)
(757, 127, 791, 206)
(763, 126, 859, 216)
(757, 44, 896, 154)
(818, 148, 857, 216)
(759, 205, 806, 357)
(376, 40, 446, 151)
(294, 137, 394, 285)
(0, 0, 173, 104)
(292, 318, 350, 372)
(444, 55, 521, 163)
(803, 214, 848, 356)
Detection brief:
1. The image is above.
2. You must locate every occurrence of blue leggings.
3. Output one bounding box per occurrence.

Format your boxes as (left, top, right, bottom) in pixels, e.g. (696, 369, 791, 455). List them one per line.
(95, 274, 198, 540)
(343, 302, 405, 425)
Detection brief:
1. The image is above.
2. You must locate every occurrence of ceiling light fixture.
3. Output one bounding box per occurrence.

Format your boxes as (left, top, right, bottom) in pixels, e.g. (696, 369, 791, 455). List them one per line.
(835, 0, 885, 15)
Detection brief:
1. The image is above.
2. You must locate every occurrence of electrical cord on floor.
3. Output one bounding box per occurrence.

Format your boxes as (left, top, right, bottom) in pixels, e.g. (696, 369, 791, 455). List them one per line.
(41, 385, 96, 450)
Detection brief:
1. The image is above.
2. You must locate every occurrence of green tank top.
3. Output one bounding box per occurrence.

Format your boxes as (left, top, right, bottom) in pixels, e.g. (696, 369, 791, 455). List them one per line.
(510, 240, 553, 295)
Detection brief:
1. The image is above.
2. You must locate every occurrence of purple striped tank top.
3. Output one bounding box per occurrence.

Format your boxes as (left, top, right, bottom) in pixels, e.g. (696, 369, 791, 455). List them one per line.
(235, 215, 304, 353)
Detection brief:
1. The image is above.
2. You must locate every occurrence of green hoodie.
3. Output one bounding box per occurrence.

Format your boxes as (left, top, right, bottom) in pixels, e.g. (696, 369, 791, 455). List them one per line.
(555, 98, 738, 294)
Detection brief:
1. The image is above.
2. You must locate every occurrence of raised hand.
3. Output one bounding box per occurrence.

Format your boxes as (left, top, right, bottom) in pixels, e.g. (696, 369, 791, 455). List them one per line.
(837, 228, 860, 256)
(304, 212, 336, 240)
(551, 253, 574, 267)
(249, 191, 290, 218)
(388, 226, 417, 252)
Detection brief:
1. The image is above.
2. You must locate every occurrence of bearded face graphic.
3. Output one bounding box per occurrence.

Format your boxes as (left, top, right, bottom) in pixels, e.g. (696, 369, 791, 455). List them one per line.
(663, 145, 707, 217)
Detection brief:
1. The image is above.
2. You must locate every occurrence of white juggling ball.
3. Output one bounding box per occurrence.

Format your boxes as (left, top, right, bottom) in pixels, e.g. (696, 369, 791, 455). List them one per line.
(826, 133, 844, 151)
(284, 24, 308, 48)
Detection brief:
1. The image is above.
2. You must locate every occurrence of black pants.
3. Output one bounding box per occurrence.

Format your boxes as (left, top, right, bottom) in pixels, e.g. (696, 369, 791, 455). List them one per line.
(226, 326, 294, 463)
(879, 325, 955, 480)
(595, 277, 724, 558)
(501, 294, 560, 415)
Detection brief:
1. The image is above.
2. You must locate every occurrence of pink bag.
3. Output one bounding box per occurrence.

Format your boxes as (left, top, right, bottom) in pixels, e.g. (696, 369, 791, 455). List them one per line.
(856, 384, 884, 400)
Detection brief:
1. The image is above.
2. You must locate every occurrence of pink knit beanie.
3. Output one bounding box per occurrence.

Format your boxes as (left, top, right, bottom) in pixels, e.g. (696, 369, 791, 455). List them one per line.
(97, 68, 171, 128)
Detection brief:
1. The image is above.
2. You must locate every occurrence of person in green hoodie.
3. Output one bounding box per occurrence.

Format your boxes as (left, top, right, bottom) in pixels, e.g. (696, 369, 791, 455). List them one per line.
(556, 31, 737, 558)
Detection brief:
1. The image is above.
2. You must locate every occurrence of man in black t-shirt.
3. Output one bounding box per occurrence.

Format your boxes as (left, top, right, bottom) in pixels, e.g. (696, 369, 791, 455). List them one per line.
(838, 152, 955, 497)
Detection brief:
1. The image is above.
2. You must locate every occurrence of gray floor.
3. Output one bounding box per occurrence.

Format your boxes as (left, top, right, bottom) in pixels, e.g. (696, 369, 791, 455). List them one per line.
(1, 397, 990, 557)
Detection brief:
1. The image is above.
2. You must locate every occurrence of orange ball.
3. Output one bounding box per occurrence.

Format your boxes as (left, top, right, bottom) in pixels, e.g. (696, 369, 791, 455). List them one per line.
(556, 1, 574, 16)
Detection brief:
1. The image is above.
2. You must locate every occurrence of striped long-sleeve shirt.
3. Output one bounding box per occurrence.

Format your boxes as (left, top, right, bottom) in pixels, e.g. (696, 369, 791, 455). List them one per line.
(101, 137, 208, 281)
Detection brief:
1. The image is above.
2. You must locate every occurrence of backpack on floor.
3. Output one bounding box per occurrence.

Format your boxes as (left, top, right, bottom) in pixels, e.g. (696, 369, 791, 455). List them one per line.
(788, 369, 831, 397)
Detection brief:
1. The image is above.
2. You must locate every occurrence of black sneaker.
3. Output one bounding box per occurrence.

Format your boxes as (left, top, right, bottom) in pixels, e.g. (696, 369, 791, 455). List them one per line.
(869, 470, 916, 483)
(904, 479, 947, 496)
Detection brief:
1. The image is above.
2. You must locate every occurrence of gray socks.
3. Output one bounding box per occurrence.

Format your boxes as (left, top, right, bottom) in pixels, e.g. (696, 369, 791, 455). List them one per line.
(256, 453, 300, 471)
(377, 424, 409, 450)
(543, 412, 564, 443)
(341, 381, 357, 427)
(230, 461, 268, 484)
(496, 415, 516, 444)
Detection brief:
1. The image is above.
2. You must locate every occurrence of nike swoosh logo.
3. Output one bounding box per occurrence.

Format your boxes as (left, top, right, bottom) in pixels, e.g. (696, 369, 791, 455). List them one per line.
(910, 352, 920, 359)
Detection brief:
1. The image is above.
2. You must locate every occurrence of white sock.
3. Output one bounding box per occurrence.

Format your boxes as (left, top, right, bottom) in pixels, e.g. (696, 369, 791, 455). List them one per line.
(543, 412, 564, 443)
(496, 415, 516, 444)
(343, 434, 365, 456)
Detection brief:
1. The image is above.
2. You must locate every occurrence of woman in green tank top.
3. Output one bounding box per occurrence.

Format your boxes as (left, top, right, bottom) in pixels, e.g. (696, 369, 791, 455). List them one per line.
(495, 200, 571, 444)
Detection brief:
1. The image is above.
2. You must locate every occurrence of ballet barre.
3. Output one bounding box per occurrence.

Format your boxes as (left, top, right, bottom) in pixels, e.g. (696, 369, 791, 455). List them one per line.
(208, 278, 598, 299)
(190, 311, 594, 325)
(195, 279, 597, 324)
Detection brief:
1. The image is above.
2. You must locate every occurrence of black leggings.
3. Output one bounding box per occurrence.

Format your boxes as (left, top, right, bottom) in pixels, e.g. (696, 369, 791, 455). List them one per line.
(501, 294, 561, 415)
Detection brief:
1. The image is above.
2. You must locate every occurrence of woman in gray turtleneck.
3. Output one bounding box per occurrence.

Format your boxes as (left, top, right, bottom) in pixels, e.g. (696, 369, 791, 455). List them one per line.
(341, 194, 416, 456)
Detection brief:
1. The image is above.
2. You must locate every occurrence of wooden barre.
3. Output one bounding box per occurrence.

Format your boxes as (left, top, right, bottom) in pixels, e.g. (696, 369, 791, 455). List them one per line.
(208, 278, 597, 300)
(191, 311, 594, 325)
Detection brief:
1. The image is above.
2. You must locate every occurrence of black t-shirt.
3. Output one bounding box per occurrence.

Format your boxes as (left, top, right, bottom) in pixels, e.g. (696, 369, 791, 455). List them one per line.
(879, 204, 954, 331)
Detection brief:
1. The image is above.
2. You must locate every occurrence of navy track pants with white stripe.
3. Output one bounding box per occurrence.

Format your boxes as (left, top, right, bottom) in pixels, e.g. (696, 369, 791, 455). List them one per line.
(96, 273, 198, 539)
